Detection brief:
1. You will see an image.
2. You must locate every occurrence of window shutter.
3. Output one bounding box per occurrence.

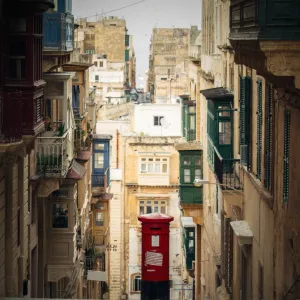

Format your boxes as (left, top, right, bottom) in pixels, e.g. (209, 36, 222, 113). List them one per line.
(283, 109, 290, 203)
(265, 83, 273, 190)
(240, 76, 252, 169)
(256, 80, 263, 180)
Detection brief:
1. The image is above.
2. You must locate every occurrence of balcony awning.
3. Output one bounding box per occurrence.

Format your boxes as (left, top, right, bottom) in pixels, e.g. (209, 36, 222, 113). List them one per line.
(200, 87, 233, 101)
(181, 216, 196, 228)
(66, 160, 86, 180)
(230, 220, 253, 245)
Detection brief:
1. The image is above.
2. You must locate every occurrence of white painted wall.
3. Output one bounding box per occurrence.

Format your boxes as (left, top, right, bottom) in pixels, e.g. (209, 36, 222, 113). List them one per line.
(133, 104, 182, 137)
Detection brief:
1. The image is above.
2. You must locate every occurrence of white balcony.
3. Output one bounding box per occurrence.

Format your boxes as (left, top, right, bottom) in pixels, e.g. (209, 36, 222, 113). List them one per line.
(36, 127, 74, 178)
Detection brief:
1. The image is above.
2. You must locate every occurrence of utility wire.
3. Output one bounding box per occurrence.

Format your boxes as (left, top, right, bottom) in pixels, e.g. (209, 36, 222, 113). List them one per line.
(77, 0, 146, 20)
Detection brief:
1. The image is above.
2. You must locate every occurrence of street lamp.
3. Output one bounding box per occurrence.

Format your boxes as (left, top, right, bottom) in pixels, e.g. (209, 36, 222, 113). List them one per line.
(193, 179, 209, 187)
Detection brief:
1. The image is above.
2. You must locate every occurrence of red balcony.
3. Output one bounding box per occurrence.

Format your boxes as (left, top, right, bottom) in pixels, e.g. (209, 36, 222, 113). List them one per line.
(0, 91, 23, 144)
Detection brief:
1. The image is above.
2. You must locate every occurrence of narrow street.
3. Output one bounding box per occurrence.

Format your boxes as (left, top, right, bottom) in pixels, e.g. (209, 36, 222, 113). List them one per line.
(0, 0, 300, 300)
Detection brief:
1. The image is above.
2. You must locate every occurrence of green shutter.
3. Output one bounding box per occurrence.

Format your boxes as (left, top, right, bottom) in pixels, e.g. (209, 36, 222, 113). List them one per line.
(265, 83, 273, 190)
(256, 80, 263, 180)
(283, 109, 290, 203)
(125, 49, 129, 61)
(125, 34, 130, 47)
(239, 76, 252, 169)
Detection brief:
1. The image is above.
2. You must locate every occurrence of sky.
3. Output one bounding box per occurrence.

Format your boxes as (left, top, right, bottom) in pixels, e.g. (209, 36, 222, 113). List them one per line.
(72, 0, 202, 88)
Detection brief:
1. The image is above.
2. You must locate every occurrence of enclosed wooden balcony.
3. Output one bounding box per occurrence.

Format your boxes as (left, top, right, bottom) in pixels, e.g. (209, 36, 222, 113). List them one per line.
(230, 0, 300, 41)
(230, 0, 300, 78)
(43, 12, 74, 52)
(0, 90, 23, 145)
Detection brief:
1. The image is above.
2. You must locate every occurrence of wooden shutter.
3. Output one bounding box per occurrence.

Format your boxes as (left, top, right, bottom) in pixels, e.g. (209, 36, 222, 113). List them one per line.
(265, 83, 273, 190)
(283, 109, 290, 203)
(240, 76, 252, 169)
(256, 80, 263, 180)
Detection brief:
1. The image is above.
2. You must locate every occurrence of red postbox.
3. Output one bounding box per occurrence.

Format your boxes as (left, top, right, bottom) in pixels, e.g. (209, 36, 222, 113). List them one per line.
(138, 213, 174, 300)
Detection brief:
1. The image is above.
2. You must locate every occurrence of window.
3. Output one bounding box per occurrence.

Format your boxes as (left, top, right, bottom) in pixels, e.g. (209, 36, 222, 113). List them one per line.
(154, 116, 164, 126)
(139, 200, 167, 215)
(283, 109, 290, 203)
(180, 154, 202, 184)
(132, 274, 141, 292)
(219, 121, 231, 145)
(100, 61, 104, 67)
(94, 61, 98, 67)
(52, 203, 68, 228)
(91, 49, 95, 54)
(95, 153, 104, 169)
(256, 80, 263, 180)
(95, 75, 99, 82)
(85, 49, 90, 54)
(140, 157, 168, 174)
(94, 143, 105, 150)
(9, 40, 26, 79)
(95, 212, 104, 226)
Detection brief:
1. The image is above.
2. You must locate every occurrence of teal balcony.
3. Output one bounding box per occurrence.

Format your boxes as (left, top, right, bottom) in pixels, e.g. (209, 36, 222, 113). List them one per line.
(181, 217, 196, 270)
(43, 12, 74, 52)
(230, 0, 300, 41)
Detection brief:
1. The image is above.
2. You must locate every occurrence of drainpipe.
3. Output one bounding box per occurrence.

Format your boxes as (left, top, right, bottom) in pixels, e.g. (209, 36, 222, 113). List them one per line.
(116, 129, 119, 169)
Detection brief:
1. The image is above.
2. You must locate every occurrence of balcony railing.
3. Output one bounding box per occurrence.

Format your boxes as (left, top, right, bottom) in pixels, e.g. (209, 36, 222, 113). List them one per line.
(92, 169, 108, 188)
(0, 91, 23, 144)
(43, 12, 74, 52)
(214, 148, 242, 190)
(36, 128, 72, 178)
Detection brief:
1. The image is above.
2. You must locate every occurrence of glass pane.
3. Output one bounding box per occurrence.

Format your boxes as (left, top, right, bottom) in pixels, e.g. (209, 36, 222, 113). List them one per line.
(154, 201, 159, 204)
(189, 106, 196, 113)
(195, 158, 201, 165)
(148, 164, 154, 172)
(141, 163, 147, 173)
(218, 106, 230, 117)
(184, 169, 191, 175)
(52, 204, 68, 228)
(155, 163, 160, 173)
(95, 202, 104, 210)
(95, 143, 105, 150)
(183, 157, 190, 165)
(188, 240, 194, 252)
(184, 175, 191, 183)
(148, 158, 153, 162)
(95, 212, 104, 226)
(162, 164, 168, 173)
(161, 206, 166, 214)
(161, 201, 166, 205)
(155, 158, 160, 161)
(153, 206, 159, 213)
(190, 115, 196, 130)
(219, 121, 232, 145)
(146, 206, 152, 214)
(189, 231, 194, 237)
(95, 153, 104, 168)
(195, 169, 201, 180)
(146, 200, 151, 204)
(139, 206, 145, 215)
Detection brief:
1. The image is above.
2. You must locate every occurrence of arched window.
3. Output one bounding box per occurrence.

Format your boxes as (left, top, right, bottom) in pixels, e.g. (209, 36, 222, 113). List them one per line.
(132, 274, 141, 292)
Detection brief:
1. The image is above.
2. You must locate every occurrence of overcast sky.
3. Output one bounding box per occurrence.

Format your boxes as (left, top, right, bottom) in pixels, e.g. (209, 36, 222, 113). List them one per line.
(73, 0, 202, 88)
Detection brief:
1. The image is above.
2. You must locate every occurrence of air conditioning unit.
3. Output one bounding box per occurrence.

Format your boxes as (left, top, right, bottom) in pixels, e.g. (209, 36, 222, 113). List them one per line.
(240, 144, 248, 167)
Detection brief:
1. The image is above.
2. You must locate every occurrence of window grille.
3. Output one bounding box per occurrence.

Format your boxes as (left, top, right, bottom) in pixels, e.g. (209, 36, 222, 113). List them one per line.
(264, 83, 273, 191)
(283, 109, 290, 203)
(256, 80, 263, 180)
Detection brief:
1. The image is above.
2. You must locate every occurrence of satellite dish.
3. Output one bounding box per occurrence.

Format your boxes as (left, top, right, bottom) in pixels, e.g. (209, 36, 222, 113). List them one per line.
(160, 117, 167, 127)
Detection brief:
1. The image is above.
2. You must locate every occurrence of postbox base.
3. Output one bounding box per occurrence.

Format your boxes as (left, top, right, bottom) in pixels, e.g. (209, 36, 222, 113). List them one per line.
(141, 280, 170, 300)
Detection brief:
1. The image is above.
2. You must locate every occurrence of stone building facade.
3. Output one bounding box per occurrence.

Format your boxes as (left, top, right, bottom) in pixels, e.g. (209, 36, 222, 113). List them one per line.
(148, 28, 190, 103)
(197, 0, 300, 299)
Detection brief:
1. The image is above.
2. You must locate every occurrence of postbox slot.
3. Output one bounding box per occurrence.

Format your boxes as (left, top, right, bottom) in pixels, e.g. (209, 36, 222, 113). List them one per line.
(150, 227, 161, 230)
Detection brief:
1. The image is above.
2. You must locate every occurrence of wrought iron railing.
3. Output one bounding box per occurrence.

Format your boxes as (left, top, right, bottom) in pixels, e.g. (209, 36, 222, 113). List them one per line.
(214, 149, 242, 190)
(92, 169, 108, 187)
(36, 129, 72, 177)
